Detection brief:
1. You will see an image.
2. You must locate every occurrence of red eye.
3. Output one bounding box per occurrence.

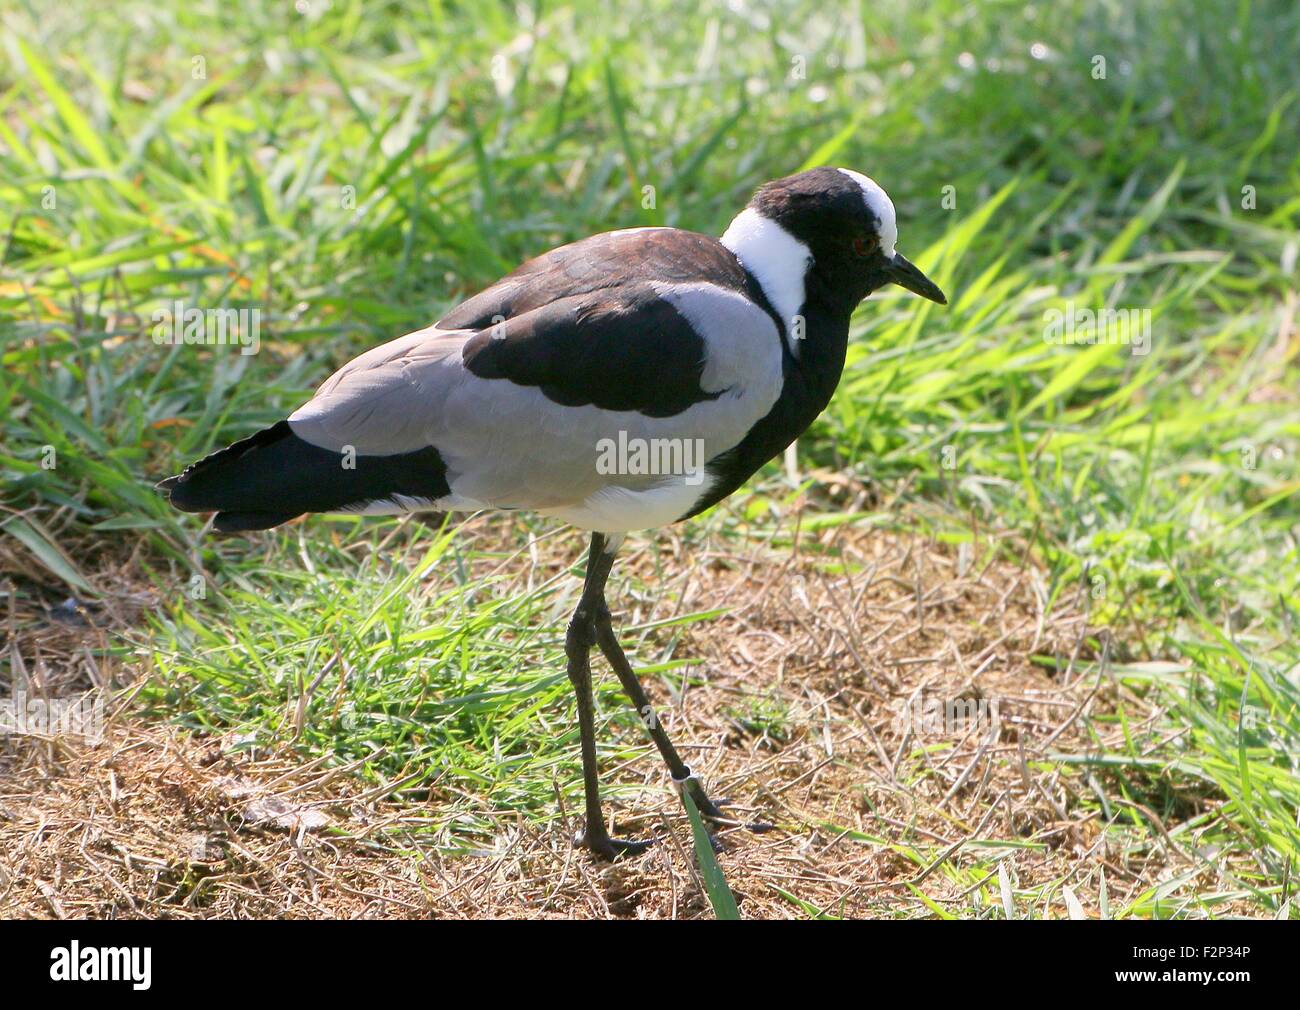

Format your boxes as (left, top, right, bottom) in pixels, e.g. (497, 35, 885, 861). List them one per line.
(853, 236, 875, 257)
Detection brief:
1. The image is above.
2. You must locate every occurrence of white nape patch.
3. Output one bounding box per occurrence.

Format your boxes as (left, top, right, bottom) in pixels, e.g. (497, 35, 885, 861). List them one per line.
(720, 207, 811, 355)
(837, 169, 898, 259)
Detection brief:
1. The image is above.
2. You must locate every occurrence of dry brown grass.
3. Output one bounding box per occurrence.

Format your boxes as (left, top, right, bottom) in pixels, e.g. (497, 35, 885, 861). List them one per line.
(1, 520, 1174, 919)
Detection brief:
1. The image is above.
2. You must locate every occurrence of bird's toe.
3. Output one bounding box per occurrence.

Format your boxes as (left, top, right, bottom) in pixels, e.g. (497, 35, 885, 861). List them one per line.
(576, 830, 654, 861)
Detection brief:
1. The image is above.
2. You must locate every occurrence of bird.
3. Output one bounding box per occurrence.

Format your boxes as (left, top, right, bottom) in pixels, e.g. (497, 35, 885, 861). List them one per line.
(157, 166, 946, 860)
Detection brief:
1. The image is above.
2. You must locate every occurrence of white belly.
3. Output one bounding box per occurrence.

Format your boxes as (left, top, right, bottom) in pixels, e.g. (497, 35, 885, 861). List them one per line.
(538, 476, 713, 533)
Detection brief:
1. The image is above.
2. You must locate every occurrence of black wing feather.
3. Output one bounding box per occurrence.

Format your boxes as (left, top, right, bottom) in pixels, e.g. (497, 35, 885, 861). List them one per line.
(460, 288, 723, 417)
(440, 228, 767, 418)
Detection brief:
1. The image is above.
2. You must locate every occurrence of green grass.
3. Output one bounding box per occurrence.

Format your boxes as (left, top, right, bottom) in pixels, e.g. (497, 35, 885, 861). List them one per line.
(2, 0, 1298, 917)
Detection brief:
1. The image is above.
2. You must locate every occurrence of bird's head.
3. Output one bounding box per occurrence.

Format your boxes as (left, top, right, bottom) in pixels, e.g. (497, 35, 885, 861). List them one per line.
(722, 166, 946, 326)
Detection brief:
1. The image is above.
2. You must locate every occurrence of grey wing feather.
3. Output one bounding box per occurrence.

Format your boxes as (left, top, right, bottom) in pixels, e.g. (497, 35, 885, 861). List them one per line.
(288, 276, 783, 519)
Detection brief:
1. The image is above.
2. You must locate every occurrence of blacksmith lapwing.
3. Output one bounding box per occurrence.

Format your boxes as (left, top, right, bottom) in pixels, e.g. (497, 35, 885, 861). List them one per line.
(157, 167, 946, 859)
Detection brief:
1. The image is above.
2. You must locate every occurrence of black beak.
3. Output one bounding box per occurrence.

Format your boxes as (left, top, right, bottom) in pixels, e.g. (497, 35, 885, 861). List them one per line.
(885, 252, 946, 304)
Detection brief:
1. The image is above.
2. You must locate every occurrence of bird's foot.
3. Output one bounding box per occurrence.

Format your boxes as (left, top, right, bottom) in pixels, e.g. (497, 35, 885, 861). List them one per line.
(576, 827, 654, 861)
(674, 769, 776, 834)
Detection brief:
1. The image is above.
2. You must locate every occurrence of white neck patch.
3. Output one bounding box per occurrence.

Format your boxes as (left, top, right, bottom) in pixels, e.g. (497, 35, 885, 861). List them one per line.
(720, 207, 811, 354)
(837, 168, 898, 259)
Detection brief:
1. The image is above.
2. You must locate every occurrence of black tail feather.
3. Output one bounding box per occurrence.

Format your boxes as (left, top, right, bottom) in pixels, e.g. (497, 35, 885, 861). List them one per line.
(212, 510, 303, 533)
(156, 420, 451, 533)
(156, 421, 297, 511)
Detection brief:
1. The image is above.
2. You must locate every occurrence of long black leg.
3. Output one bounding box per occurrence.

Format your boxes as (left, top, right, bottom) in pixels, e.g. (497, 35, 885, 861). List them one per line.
(566, 533, 652, 859)
(581, 534, 733, 825)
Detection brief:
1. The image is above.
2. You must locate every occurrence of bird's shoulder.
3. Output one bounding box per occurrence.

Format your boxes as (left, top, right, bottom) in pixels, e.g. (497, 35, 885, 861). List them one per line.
(437, 227, 755, 330)
(433, 227, 783, 418)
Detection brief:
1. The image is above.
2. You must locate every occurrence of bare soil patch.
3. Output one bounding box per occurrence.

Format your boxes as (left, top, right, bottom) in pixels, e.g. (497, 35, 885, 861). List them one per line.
(1, 522, 1167, 918)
